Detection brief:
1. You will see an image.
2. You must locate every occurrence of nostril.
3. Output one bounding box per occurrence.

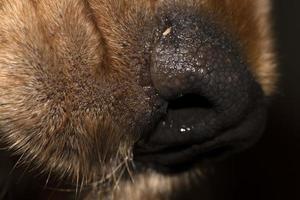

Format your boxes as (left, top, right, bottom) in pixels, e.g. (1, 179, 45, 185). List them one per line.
(168, 94, 213, 110)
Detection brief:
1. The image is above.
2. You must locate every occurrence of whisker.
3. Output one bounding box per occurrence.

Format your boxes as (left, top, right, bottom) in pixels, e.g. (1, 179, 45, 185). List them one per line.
(9, 152, 25, 176)
(44, 167, 53, 189)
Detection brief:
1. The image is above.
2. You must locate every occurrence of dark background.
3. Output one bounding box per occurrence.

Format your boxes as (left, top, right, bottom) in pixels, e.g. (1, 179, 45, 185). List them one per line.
(211, 0, 300, 199)
(0, 0, 299, 199)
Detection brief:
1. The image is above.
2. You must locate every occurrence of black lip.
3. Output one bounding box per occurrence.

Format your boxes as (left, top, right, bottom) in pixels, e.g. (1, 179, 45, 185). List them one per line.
(133, 90, 266, 174)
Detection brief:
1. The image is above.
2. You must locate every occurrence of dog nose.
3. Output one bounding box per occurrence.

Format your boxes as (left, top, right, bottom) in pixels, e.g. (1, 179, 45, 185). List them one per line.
(134, 13, 266, 172)
(151, 13, 259, 122)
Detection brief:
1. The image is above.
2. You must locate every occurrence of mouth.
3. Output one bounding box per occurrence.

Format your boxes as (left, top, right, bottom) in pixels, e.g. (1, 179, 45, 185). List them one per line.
(133, 90, 266, 174)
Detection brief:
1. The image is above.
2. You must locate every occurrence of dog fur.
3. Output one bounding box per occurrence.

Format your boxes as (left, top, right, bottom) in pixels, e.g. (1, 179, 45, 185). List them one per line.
(0, 0, 277, 199)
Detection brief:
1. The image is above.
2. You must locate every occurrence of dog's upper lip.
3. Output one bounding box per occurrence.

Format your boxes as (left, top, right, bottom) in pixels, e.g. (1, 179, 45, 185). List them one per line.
(137, 78, 265, 149)
(134, 111, 266, 175)
(133, 91, 266, 172)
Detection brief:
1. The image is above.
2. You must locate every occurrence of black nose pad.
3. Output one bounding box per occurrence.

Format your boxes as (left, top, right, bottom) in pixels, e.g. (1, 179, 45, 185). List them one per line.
(150, 13, 261, 124)
(134, 13, 265, 171)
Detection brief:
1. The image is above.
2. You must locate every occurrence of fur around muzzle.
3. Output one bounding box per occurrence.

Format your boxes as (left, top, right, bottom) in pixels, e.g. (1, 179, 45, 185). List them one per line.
(0, 0, 277, 199)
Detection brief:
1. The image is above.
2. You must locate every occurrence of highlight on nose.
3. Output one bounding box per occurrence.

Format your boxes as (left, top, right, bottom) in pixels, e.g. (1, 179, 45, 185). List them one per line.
(134, 12, 266, 173)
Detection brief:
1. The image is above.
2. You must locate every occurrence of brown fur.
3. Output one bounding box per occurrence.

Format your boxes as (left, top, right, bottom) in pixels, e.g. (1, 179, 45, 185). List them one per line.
(0, 0, 277, 199)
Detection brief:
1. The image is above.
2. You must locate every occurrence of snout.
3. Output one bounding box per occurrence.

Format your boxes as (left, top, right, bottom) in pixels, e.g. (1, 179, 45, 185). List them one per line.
(134, 11, 266, 173)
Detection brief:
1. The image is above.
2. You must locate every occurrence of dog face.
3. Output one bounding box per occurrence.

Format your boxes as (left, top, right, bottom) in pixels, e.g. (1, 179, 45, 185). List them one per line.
(0, 0, 277, 198)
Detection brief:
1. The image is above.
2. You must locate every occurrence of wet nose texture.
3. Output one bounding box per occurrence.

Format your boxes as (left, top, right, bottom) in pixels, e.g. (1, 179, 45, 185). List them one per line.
(134, 12, 266, 173)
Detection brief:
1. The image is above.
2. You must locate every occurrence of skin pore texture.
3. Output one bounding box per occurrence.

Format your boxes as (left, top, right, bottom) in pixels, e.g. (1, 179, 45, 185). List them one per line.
(0, 0, 277, 199)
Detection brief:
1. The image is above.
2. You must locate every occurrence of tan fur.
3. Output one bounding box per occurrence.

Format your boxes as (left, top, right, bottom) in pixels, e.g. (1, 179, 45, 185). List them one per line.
(0, 0, 277, 199)
(85, 170, 204, 200)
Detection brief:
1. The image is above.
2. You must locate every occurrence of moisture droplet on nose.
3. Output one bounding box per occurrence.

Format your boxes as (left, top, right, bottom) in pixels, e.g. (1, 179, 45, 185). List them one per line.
(180, 125, 192, 133)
